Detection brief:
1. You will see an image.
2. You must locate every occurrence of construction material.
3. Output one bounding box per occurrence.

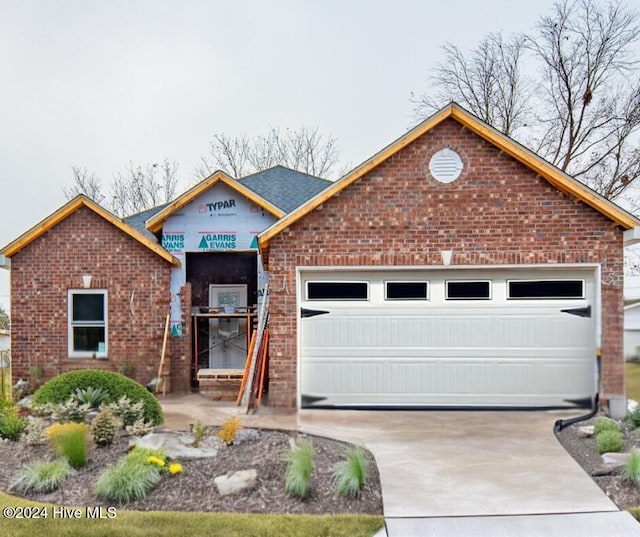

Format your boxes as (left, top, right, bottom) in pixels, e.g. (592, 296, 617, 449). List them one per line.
(156, 313, 170, 396)
(236, 329, 257, 405)
(240, 284, 269, 411)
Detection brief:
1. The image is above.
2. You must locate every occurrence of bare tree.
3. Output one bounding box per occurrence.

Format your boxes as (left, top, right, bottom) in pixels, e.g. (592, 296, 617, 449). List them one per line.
(110, 159, 180, 216)
(63, 167, 106, 205)
(413, 0, 640, 202)
(63, 159, 180, 217)
(0, 305, 9, 331)
(529, 0, 640, 199)
(197, 126, 340, 179)
(412, 33, 532, 137)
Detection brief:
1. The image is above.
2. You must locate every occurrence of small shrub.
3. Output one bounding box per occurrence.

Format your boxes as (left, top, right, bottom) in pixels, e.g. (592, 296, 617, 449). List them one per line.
(91, 406, 121, 447)
(284, 439, 314, 499)
(192, 419, 208, 447)
(46, 422, 89, 468)
(125, 418, 155, 437)
(623, 451, 640, 487)
(594, 417, 621, 435)
(333, 446, 368, 498)
(33, 370, 163, 425)
(12, 459, 73, 494)
(596, 429, 624, 454)
(94, 458, 162, 503)
(37, 399, 91, 423)
(72, 386, 110, 409)
(108, 396, 146, 427)
(94, 446, 165, 503)
(0, 405, 26, 441)
(22, 416, 48, 446)
(627, 406, 640, 430)
(218, 416, 243, 445)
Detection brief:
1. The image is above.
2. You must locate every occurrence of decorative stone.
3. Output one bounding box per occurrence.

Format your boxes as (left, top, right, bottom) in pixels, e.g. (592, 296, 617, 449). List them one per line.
(601, 451, 634, 468)
(592, 465, 616, 476)
(214, 469, 257, 496)
(233, 428, 259, 445)
(578, 425, 595, 438)
(130, 431, 221, 459)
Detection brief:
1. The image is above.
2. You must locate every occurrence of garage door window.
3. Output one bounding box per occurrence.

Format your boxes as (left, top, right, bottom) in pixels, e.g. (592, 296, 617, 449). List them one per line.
(385, 281, 428, 300)
(508, 280, 584, 299)
(446, 281, 491, 300)
(306, 281, 369, 301)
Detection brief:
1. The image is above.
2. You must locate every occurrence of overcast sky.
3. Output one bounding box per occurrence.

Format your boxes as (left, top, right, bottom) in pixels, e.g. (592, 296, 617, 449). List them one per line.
(0, 0, 562, 310)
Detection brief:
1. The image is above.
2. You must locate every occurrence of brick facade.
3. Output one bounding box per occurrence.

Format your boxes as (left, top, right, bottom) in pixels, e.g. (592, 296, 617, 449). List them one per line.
(10, 206, 175, 388)
(266, 118, 625, 408)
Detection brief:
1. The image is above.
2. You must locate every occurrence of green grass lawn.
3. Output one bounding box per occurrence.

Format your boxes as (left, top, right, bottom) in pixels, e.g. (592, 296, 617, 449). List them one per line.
(0, 492, 384, 537)
(627, 362, 640, 403)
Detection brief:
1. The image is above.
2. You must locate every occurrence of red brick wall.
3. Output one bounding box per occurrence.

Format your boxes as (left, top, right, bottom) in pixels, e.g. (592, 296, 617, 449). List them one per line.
(266, 118, 625, 408)
(10, 206, 173, 389)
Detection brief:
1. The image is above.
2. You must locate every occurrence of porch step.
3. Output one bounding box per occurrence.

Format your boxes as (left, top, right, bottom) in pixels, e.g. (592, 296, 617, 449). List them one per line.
(197, 369, 244, 401)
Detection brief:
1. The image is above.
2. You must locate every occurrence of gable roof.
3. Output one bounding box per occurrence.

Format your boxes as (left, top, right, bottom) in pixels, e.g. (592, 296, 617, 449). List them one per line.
(123, 203, 170, 241)
(238, 166, 332, 213)
(145, 170, 286, 234)
(258, 103, 639, 259)
(1, 195, 180, 266)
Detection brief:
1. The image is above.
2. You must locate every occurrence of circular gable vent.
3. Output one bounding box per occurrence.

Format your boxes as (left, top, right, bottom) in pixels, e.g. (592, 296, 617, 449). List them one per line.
(429, 148, 464, 183)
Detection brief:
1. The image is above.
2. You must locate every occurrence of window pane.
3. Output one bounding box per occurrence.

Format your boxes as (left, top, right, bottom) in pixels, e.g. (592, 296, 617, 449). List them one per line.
(386, 282, 428, 300)
(73, 294, 105, 322)
(446, 281, 490, 300)
(73, 326, 105, 352)
(508, 280, 584, 299)
(307, 282, 368, 300)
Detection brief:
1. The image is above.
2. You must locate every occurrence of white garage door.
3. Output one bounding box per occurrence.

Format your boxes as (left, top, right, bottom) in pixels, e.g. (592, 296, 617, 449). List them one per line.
(299, 268, 597, 408)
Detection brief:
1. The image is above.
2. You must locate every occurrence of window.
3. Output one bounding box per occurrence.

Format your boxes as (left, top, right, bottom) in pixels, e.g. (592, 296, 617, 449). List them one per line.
(446, 281, 491, 300)
(508, 280, 584, 300)
(68, 290, 107, 357)
(306, 281, 368, 301)
(385, 281, 428, 300)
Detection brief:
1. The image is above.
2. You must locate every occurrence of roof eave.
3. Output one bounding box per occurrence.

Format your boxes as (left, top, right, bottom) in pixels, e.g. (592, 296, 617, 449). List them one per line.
(146, 171, 285, 233)
(1, 196, 180, 267)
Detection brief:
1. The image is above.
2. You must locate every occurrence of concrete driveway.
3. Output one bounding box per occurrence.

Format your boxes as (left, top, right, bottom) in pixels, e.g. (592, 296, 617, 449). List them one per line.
(298, 409, 640, 536)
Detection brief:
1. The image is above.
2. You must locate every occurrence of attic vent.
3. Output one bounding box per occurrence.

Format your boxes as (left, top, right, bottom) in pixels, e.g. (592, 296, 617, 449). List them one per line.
(429, 148, 464, 183)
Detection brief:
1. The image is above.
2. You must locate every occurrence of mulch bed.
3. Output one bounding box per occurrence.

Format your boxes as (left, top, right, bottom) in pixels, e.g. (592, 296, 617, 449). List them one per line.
(0, 428, 383, 515)
(556, 415, 640, 510)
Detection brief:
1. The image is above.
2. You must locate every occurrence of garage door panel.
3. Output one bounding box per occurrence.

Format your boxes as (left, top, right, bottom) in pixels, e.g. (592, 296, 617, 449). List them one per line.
(300, 268, 597, 408)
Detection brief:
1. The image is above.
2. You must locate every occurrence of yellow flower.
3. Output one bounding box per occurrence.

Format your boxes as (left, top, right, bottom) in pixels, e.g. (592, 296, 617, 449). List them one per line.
(169, 463, 183, 475)
(146, 456, 165, 467)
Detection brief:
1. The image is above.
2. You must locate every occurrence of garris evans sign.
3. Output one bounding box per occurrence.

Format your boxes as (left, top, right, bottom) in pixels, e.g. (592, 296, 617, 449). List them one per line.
(198, 233, 237, 250)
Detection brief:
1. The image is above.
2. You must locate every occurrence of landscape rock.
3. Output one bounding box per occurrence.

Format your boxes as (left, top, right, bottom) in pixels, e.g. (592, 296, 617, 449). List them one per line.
(577, 425, 595, 438)
(233, 428, 260, 445)
(600, 450, 640, 468)
(592, 464, 616, 476)
(130, 431, 221, 459)
(214, 469, 257, 496)
(15, 395, 33, 408)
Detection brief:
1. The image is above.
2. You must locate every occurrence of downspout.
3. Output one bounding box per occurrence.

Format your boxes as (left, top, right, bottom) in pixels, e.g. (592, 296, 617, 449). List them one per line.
(554, 353, 602, 432)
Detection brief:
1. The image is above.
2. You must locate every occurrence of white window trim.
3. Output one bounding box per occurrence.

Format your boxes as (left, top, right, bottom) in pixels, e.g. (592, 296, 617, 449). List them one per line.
(445, 280, 492, 301)
(68, 289, 108, 358)
(506, 279, 586, 300)
(384, 280, 430, 301)
(305, 280, 370, 301)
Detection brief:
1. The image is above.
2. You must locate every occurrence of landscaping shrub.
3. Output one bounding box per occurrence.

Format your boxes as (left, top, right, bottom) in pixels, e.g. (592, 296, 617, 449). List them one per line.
(91, 406, 122, 447)
(22, 416, 48, 446)
(46, 422, 89, 468)
(596, 429, 624, 454)
(38, 399, 91, 423)
(218, 416, 242, 445)
(125, 418, 155, 437)
(94, 446, 166, 503)
(12, 459, 73, 494)
(623, 451, 640, 487)
(192, 419, 208, 447)
(0, 403, 26, 441)
(333, 446, 368, 498)
(284, 439, 314, 499)
(594, 417, 621, 435)
(72, 385, 110, 409)
(33, 370, 163, 425)
(108, 396, 146, 426)
(627, 406, 640, 430)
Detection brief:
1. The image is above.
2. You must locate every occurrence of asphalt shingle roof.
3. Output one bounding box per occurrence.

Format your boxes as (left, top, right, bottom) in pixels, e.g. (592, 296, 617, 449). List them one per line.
(123, 203, 169, 241)
(238, 166, 332, 213)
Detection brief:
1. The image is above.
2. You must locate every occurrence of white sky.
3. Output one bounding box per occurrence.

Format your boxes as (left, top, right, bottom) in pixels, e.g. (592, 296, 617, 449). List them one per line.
(0, 0, 561, 310)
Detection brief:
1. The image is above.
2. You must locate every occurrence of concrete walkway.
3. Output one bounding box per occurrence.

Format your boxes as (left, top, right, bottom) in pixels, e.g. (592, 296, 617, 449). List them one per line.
(159, 395, 640, 536)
